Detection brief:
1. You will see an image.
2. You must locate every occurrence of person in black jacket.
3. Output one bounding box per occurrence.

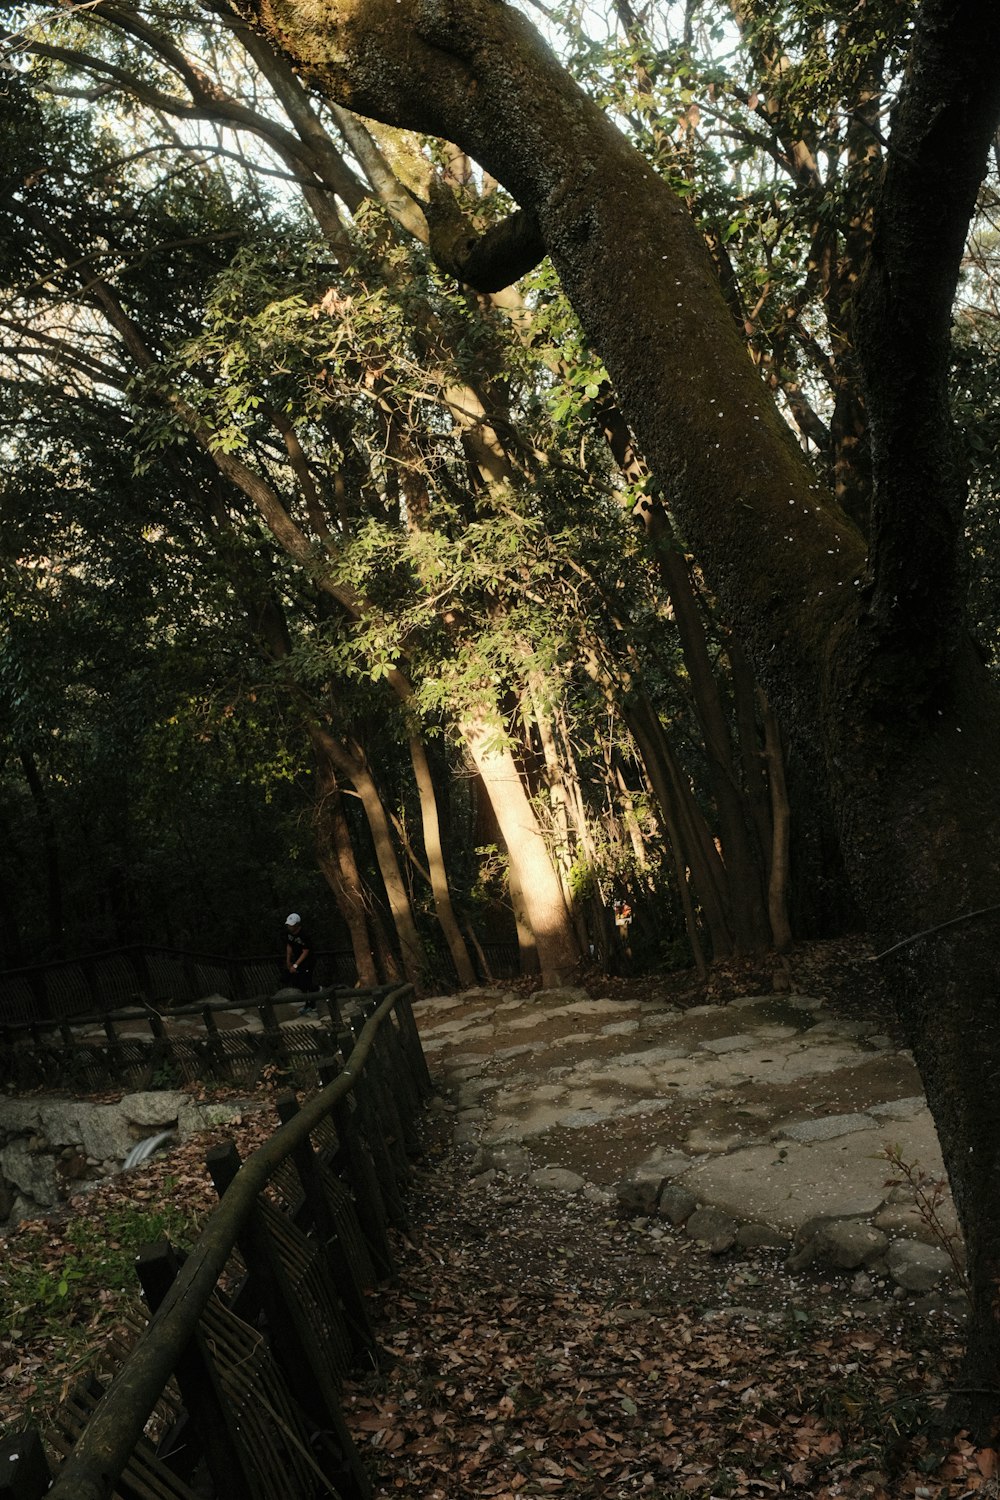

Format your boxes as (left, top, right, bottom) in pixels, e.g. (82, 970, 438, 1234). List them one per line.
(282, 913, 316, 1008)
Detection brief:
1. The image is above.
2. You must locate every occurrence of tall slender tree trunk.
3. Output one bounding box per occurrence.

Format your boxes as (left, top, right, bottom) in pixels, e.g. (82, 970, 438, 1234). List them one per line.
(636, 502, 771, 952)
(310, 723, 425, 986)
(311, 748, 379, 988)
(617, 755, 708, 978)
(727, 637, 776, 881)
(757, 691, 793, 954)
(624, 696, 734, 959)
(461, 712, 580, 987)
(408, 735, 476, 987)
(528, 683, 592, 956)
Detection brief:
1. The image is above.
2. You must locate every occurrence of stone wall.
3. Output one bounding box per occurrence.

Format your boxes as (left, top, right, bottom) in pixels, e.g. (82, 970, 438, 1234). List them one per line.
(0, 1092, 250, 1228)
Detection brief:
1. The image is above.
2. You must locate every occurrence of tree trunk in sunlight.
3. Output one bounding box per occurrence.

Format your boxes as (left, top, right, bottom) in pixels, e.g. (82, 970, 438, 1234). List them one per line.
(461, 714, 580, 988)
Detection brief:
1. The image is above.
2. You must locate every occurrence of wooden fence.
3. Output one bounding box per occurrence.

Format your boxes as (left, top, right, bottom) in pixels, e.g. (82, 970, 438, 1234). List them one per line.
(0, 982, 434, 1500)
(0, 946, 361, 1026)
(0, 939, 521, 1029)
(0, 986, 391, 1093)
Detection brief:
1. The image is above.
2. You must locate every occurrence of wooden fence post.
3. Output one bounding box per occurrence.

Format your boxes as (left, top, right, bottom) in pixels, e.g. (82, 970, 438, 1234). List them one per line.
(344, 1022, 409, 1231)
(205, 1141, 372, 1500)
(0, 1427, 51, 1500)
(201, 1004, 231, 1078)
(135, 1239, 259, 1500)
(318, 1059, 396, 1281)
(275, 1091, 379, 1361)
(393, 988, 434, 1098)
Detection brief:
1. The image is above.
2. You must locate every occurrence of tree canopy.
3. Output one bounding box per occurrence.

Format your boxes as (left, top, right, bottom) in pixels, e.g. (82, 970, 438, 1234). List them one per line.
(4, 0, 1000, 1434)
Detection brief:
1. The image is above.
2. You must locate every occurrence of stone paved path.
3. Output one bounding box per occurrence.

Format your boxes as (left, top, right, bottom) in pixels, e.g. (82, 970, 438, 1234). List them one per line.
(414, 983, 961, 1295)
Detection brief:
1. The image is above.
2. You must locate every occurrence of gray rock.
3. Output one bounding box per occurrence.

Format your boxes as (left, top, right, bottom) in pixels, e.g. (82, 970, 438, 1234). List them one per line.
(735, 1223, 791, 1251)
(774, 1113, 877, 1144)
(470, 1169, 497, 1189)
(181, 1100, 252, 1131)
(488, 1144, 533, 1178)
(121, 1091, 188, 1127)
(559, 1108, 612, 1129)
(616, 1170, 665, 1215)
(788, 1218, 889, 1273)
(788, 996, 825, 1011)
(867, 1097, 926, 1121)
(698, 1035, 752, 1055)
(531, 1167, 586, 1193)
(0, 1141, 60, 1208)
(447, 1063, 490, 1081)
(527, 987, 590, 1005)
(583, 1183, 614, 1206)
(873, 1205, 935, 1242)
(886, 1240, 952, 1293)
(685, 1206, 738, 1253)
(657, 1185, 697, 1226)
(635, 1147, 692, 1181)
(685, 1126, 742, 1154)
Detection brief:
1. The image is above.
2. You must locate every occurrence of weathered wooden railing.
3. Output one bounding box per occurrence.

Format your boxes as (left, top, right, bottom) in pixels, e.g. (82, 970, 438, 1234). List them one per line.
(0, 939, 521, 1029)
(0, 985, 395, 1092)
(0, 983, 434, 1500)
(0, 945, 362, 1026)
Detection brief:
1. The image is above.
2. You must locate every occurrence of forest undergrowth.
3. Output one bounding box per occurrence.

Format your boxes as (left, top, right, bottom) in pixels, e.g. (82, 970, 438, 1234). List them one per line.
(0, 942, 996, 1498)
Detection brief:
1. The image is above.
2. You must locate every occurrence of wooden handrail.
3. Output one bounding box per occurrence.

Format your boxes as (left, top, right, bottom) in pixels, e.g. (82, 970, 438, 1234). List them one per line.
(43, 982, 413, 1500)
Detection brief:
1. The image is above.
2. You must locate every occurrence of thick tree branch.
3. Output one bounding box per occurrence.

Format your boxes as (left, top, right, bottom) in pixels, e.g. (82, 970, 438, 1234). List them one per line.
(426, 183, 544, 291)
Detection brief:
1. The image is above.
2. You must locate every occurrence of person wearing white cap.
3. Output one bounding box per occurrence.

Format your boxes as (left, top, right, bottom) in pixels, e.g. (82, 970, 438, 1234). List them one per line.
(283, 913, 315, 1007)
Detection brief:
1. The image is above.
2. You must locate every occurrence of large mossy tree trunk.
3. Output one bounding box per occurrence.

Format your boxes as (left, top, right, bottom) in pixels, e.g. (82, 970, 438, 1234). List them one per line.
(236, 0, 1000, 1434)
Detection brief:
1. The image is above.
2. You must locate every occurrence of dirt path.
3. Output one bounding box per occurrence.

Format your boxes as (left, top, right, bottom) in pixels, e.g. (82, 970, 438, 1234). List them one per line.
(342, 1116, 980, 1499)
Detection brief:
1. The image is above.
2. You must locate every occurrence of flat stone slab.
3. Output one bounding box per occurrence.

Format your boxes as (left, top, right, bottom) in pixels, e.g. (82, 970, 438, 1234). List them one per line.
(698, 1035, 753, 1055)
(678, 1110, 946, 1232)
(774, 1113, 878, 1143)
(424, 1014, 495, 1037)
(868, 1096, 926, 1120)
(547, 998, 635, 1018)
